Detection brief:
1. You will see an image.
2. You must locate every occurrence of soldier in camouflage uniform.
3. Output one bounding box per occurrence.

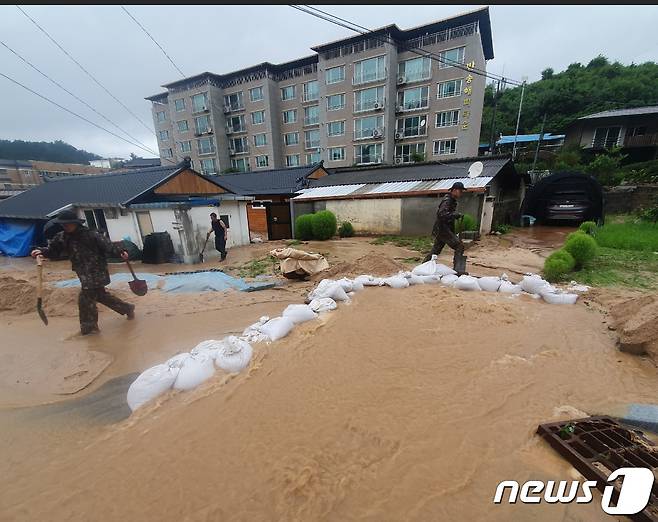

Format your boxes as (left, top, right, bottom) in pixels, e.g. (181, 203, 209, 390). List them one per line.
(31, 210, 135, 335)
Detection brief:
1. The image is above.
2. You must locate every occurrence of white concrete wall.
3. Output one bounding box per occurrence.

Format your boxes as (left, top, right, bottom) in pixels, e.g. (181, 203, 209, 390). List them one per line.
(188, 201, 250, 251)
(105, 212, 142, 247)
(325, 199, 402, 235)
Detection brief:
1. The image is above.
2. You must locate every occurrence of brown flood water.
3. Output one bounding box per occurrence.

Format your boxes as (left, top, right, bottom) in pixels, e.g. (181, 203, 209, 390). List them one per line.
(2, 283, 657, 521)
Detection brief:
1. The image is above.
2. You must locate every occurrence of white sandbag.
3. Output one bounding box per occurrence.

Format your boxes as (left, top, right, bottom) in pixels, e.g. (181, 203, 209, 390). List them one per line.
(309, 297, 337, 313)
(173, 353, 215, 391)
(541, 292, 579, 305)
(520, 274, 555, 295)
(282, 304, 318, 324)
(454, 275, 481, 291)
(127, 363, 179, 412)
(412, 255, 437, 276)
(498, 281, 522, 294)
(190, 340, 222, 359)
(215, 336, 253, 373)
(166, 352, 191, 369)
(351, 279, 364, 292)
(381, 276, 410, 289)
(336, 278, 354, 293)
(259, 316, 295, 341)
(440, 274, 458, 286)
(308, 279, 350, 302)
(408, 274, 425, 285)
(354, 274, 382, 286)
(434, 263, 457, 277)
(420, 275, 442, 284)
(478, 276, 502, 292)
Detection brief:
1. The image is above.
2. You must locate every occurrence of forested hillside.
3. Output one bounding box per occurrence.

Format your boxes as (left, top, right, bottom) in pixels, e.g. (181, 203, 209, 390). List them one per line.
(0, 139, 101, 164)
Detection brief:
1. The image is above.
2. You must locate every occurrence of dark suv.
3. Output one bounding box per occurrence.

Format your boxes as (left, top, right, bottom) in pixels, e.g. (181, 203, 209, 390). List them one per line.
(545, 190, 591, 223)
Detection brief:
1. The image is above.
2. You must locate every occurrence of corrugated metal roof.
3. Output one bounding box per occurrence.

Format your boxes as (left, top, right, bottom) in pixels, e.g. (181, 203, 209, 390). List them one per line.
(428, 177, 492, 190)
(365, 181, 420, 194)
(295, 184, 366, 200)
(578, 106, 658, 119)
(209, 163, 325, 196)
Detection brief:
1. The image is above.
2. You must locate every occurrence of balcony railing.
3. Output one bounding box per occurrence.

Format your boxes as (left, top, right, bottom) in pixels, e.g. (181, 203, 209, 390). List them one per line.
(304, 116, 320, 126)
(354, 154, 383, 165)
(354, 127, 384, 140)
(354, 98, 385, 113)
(353, 70, 387, 86)
(623, 133, 658, 147)
(590, 137, 620, 149)
(397, 99, 429, 112)
(223, 102, 244, 113)
(305, 140, 321, 150)
(302, 92, 319, 103)
(225, 124, 246, 134)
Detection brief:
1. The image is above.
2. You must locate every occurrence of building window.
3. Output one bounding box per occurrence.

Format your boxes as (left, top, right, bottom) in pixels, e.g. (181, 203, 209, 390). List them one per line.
(327, 93, 345, 111)
(398, 57, 431, 83)
(304, 129, 320, 149)
(156, 111, 166, 122)
(174, 98, 185, 112)
(284, 132, 299, 146)
(231, 158, 249, 172)
(354, 86, 385, 112)
(255, 155, 269, 168)
(226, 115, 245, 133)
(194, 115, 211, 134)
(395, 142, 426, 163)
(249, 86, 264, 102)
(176, 120, 189, 133)
(306, 152, 321, 165)
(162, 147, 173, 158)
(229, 137, 249, 154)
(285, 154, 300, 167)
(439, 47, 465, 69)
(353, 55, 386, 85)
(254, 133, 267, 147)
(326, 65, 345, 84)
(433, 138, 457, 155)
(197, 136, 215, 155)
(328, 147, 345, 161)
(438, 79, 463, 99)
(180, 140, 192, 153)
(303, 80, 319, 102)
(281, 85, 296, 101)
(592, 127, 621, 148)
(304, 105, 319, 126)
(327, 120, 345, 137)
(200, 158, 217, 175)
(354, 143, 383, 164)
(251, 110, 265, 125)
(396, 115, 427, 138)
(158, 130, 169, 141)
(435, 109, 460, 128)
(283, 109, 297, 124)
(397, 86, 429, 111)
(223, 92, 244, 112)
(191, 92, 209, 113)
(354, 115, 384, 140)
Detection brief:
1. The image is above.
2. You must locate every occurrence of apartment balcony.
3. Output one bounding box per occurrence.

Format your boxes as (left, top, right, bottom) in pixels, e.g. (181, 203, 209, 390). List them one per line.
(354, 99, 386, 113)
(303, 117, 320, 127)
(304, 141, 321, 150)
(302, 94, 320, 104)
(395, 100, 429, 113)
(229, 145, 249, 156)
(623, 133, 658, 148)
(194, 128, 214, 137)
(352, 72, 387, 87)
(198, 148, 216, 156)
(354, 155, 383, 166)
(225, 125, 247, 135)
(223, 103, 245, 114)
(394, 130, 427, 140)
(353, 128, 385, 141)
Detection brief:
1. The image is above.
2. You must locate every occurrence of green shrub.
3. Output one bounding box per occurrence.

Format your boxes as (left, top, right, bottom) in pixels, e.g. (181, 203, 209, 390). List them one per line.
(454, 213, 478, 234)
(579, 221, 597, 235)
(294, 214, 314, 240)
(564, 231, 598, 268)
(493, 224, 511, 234)
(338, 221, 355, 238)
(311, 210, 337, 240)
(543, 249, 576, 282)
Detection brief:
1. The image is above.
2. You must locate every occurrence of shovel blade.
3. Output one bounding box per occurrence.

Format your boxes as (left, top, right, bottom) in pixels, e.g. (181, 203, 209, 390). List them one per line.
(37, 298, 48, 325)
(129, 279, 148, 296)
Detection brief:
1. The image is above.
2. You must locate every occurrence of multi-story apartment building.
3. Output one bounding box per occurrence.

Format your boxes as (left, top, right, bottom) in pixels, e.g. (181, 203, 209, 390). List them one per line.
(146, 7, 493, 174)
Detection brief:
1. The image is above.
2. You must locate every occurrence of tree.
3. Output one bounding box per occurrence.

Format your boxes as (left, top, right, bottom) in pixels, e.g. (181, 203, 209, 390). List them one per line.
(585, 147, 627, 186)
(541, 68, 554, 80)
(0, 139, 101, 164)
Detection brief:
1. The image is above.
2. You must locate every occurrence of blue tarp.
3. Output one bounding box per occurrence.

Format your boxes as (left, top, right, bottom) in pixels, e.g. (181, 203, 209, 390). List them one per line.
(0, 219, 37, 257)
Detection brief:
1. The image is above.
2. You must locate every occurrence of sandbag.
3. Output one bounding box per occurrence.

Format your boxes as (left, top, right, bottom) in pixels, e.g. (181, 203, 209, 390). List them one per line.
(440, 274, 458, 286)
(242, 317, 271, 344)
(421, 275, 442, 284)
(215, 336, 253, 373)
(351, 280, 364, 292)
(354, 275, 382, 286)
(308, 279, 350, 302)
(412, 255, 437, 276)
(408, 274, 425, 285)
(309, 297, 337, 312)
(282, 304, 318, 324)
(434, 263, 457, 277)
(381, 276, 410, 289)
(498, 281, 522, 294)
(478, 276, 502, 292)
(166, 352, 191, 369)
(336, 278, 354, 292)
(127, 363, 179, 412)
(190, 340, 222, 359)
(259, 316, 295, 341)
(173, 353, 215, 391)
(520, 274, 555, 295)
(541, 292, 579, 305)
(454, 275, 481, 291)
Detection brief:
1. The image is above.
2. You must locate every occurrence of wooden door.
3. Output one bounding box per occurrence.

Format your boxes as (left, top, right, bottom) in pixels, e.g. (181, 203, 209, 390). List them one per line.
(266, 203, 292, 240)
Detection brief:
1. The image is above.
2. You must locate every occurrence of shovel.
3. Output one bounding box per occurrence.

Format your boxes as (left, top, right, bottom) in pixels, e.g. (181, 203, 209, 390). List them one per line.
(199, 235, 210, 263)
(125, 259, 148, 296)
(36, 255, 48, 326)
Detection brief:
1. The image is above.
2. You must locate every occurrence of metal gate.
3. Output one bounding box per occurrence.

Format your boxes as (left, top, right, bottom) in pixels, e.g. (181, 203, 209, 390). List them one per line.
(266, 203, 292, 240)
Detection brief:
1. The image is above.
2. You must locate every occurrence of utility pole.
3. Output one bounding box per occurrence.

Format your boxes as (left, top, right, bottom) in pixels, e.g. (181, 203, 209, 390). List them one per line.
(488, 78, 502, 155)
(531, 113, 547, 173)
(511, 78, 527, 160)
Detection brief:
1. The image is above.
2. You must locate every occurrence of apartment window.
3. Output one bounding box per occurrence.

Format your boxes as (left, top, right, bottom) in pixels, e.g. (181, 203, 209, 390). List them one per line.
(398, 57, 431, 83)
(223, 92, 244, 111)
(231, 158, 249, 172)
(281, 85, 296, 101)
(200, 158, 217, 175)
(176, 120, 189, 133)
(353, 55, 386, 85)
(162, 147, 173, 158)
(226, 115, 245, 133)
(229, 137, 248, 154)
(283, 109, 297, 124)
(254, 133, 267, 147)
(354, 143, 383, 164)
(326, 65, 345, 84)
(174, 99, 185, 112)
(438, 79, 463, 99)
(286, 154, 300, 167)
(328, 147, 345, 161)
(194, 115, 211, 134)
(158, 130, 169, 141)
(304, 105, 319, 126)
(304, 129, 320, 149)
(439, 47, 466, 69)
(435, 109, 460, 128)
(255, 155, 269, 168)
(395, 142, 426, 163)
(327, 120, 345, 137)
(249, 86, 264, 102)
(306, 152, 321, 165)
(592, 127, 621, 148)
(180, 140, 192, 153)
(197, 136, 215, 155)
(327, 93, 345, 111)
(191, 92, 209, 113)
(433, 138, 457, 155)
(396, 115, 427, 138)
(156, 111, 166, 122)
(397, 86, 429, 111)
(303, 80, 319, 102)
(354, 86, 385, 112)
(354, 115, 384, 139)
(251, 110, 265, 125)
(284, 132, 299, 146)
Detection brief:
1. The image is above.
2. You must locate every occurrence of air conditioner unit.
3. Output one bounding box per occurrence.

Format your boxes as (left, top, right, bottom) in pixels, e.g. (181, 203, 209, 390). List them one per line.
(394, 132, 403, 140)
(223, 106, 230, 113)
(207, 127, 213, 134)
(395, 105, 404, 113)
(397, 76, 406, 85)
(373, 102, 382, 110)
(372, 128, 382, 139)
(394, 157, 404, 164)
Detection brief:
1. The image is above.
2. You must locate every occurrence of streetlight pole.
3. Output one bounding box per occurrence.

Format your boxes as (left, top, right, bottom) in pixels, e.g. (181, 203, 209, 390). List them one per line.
(512, 77, 527, 160)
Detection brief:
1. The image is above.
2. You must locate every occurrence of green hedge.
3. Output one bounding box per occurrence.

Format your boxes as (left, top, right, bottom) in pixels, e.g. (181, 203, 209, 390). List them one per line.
(311, 210, 337, 240)
(564, 231, 598, 268)
(338, 221, 355, 238)
(454, 213, 478, 234)
(543, 249, 576, 282)
(294, 214, 314, 240)
(578, 221, 597, 235)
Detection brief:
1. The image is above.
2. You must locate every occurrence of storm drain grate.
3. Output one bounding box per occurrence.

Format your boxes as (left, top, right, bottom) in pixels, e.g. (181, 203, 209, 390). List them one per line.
(537, 415, 658, 521)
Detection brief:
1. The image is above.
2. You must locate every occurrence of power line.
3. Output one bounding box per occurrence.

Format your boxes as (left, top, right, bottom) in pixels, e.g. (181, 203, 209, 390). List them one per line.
(0, 39, 159, 156)
(120, 6, 185, 78)
(15, 5, 155, 133)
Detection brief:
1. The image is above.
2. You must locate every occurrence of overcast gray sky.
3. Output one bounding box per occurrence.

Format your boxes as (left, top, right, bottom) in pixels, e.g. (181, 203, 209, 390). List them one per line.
(1, 5, 657, 158)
